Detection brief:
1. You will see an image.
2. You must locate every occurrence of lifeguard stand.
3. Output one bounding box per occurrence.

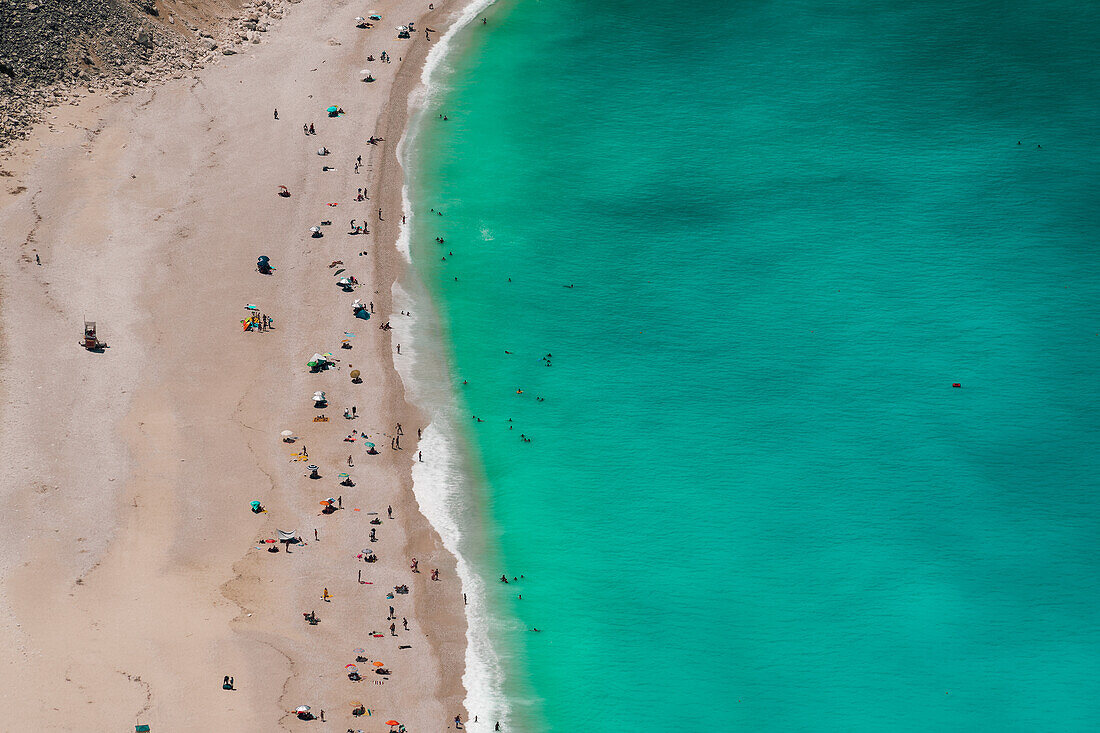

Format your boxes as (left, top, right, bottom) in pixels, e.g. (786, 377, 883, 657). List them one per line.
(81, 320, 106, 350)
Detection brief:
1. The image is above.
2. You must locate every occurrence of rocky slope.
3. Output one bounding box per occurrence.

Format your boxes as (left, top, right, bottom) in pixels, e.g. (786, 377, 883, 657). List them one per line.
(0, 0, 297, 147)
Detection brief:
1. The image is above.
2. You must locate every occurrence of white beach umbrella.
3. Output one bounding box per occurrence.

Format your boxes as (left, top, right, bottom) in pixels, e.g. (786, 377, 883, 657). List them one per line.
(310, 226, 321, 233)
(281, 430, 294, 438)
(295, 705, 311, 714)
(355, 16, 365, 23)
(396, 25, 408, 31)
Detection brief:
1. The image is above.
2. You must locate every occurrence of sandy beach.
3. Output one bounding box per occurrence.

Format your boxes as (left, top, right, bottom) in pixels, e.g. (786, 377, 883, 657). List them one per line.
(0, 0, 476, 729)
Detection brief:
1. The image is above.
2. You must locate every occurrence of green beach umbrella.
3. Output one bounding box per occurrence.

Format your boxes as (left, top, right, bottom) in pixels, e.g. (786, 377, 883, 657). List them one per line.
(327, 105, 339, 113)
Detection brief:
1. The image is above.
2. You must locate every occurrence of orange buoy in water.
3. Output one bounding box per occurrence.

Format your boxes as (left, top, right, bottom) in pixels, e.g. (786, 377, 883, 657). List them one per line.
(952, 383, 962, 388)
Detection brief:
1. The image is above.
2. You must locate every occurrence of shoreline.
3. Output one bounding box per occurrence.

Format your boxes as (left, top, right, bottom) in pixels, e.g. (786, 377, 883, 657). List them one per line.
(0, 0, 484, 728)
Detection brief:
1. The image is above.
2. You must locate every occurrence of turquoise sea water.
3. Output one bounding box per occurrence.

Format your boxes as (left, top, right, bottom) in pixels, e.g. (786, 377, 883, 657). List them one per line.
(404, 0, 1100, 729)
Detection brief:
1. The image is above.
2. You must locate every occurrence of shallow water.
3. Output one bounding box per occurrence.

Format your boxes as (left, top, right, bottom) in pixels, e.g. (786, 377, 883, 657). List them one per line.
(404, 0, 1100, 729)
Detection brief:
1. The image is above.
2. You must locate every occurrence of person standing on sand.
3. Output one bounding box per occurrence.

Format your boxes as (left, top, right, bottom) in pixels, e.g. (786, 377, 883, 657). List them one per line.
(378, 208, 384, 220)
(390, 622, 397, 636)
(418, 451, 423, 462)
(273, 108, 278, 120)
(411, 558, 419, 572)
(388, 505, 393, 519)
(396, 344, 401, 355)
(403, 617, 408, 630)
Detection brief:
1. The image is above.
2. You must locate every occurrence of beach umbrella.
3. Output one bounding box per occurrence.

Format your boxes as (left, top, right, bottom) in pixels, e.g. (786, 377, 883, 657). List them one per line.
(373, 661, 385, 667)
(350, 369, 361, 379)
(245, 303, 259, 311)
(281, 430, 294, 438)
(349, 699, 364, 707)
(338, 277, 352, 286)
(345, 663, 359, 672)
(386, 720, 399, 726)
(370, 13, 382, 19)
(320, 500, 332, 506)
(295, 706, 311, 714)
(258, 255, 270, 262)
(363, 442, 375, 449)
(327, 105, 339, 113)
(310, 225, 321, 233)
(250, 500, 261, 509)
(338, 472, 350, 479)
(353, 648, 365, 655)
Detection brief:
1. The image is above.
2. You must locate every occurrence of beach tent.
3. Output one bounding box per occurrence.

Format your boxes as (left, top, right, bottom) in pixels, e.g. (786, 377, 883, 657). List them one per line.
(278, 529, 299, 543)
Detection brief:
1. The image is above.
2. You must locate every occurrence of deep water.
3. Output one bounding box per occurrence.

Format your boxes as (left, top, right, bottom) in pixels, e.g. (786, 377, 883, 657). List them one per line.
(403, 0, 1100, 729)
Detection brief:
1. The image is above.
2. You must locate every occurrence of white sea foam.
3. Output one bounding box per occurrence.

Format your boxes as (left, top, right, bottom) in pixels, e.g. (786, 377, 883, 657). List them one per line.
(390, 28, 510, 713)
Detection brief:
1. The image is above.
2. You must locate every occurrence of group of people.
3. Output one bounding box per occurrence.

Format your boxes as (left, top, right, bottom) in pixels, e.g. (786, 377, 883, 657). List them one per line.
(257, 25, 519, 729)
